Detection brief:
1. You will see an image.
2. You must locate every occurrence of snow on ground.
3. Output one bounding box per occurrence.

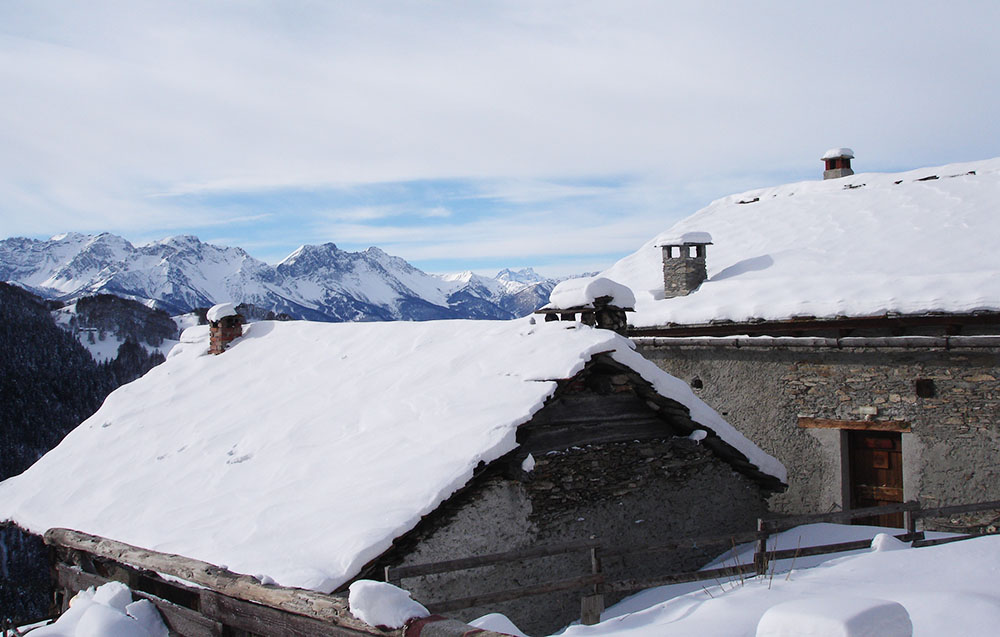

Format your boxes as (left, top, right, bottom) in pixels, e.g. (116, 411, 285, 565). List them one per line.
(28, 581, 167, 637)
(549, 527, 1000, 637)
(0, 318, 782, 594)
(601, 157, 1000, 327)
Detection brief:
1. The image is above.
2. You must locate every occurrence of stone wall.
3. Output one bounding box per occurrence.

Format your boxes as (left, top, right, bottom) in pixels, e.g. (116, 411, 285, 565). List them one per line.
(661, 245, 708, 298)
(382, 438, 765, 635)
(635, 340, 1000, 523)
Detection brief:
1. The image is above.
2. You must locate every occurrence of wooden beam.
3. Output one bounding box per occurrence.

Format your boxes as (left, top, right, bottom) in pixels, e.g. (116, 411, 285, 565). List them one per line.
(44, 529, 377, 635)
(389, 538, 600, 580)
(764, 501, 921, 530)
(628, 311, 1000, 338)
(797, 417, 911, 432)
(54, 563, 224, 637)
(427, 574, 604, 613)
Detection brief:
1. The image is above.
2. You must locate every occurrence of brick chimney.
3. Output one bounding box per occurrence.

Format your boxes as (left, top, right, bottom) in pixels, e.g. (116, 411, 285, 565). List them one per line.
(207, 302, 243, 354)
(822, 147, 854, 180)
(660, 232, 712, 298)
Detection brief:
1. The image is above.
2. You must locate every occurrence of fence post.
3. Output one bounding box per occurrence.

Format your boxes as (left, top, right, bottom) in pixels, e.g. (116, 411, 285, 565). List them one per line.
(754, 518, 769, 576)
(904, 501, 917, 534)
(580, 547, 604, 625)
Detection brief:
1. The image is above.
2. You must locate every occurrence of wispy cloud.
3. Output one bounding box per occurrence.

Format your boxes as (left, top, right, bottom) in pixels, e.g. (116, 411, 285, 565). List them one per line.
(1, 1, 997, 273)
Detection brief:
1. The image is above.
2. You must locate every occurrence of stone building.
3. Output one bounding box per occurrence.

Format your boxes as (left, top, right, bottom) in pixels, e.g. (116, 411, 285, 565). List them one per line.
(0, 316, 784, 635)
(600, 155, 1000, 529)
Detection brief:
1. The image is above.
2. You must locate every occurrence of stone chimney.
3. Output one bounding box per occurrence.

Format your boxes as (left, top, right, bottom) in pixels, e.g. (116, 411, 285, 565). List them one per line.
(207, 302, 243, 355)
(535, 277, 634, 335)
(822, 147, 854, 180)
(660, 232, 712, 298)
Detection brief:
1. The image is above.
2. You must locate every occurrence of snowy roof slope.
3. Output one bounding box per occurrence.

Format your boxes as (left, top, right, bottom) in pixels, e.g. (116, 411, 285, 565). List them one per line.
(0, 319, 783, 594)
(602, 157, 1000, 328)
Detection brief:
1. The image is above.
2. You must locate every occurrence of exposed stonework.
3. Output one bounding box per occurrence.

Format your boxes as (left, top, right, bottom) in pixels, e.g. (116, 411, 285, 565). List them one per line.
(635, 339, 1000, 529)
(366, 355, 776, 635)
(661, 243, 709, 298)
(379, 439, 765, 635)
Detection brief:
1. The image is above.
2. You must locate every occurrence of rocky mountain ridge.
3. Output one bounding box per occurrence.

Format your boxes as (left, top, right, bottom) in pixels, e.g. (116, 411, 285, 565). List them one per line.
(0, 232, 563, 322)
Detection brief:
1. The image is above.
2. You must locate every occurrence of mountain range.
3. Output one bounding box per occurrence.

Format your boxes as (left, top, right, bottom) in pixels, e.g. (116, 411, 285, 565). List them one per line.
(0, 232, 564, 322)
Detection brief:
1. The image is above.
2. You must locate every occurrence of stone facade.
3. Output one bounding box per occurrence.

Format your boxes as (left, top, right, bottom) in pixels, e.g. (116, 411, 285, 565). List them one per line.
(378, 439, 765, 635)
(635, 338, 1000, 527)
(367, 354, 777, 635)
(661, 244, 708, 298)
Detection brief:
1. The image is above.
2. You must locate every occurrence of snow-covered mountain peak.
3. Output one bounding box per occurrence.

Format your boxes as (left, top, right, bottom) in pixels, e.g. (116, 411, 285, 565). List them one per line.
(1, 232, 568, 322)
(496, 267, 544, 285)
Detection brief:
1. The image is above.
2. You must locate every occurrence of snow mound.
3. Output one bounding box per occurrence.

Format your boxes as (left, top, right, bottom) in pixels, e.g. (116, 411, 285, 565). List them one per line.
(756, 596, 912, 637)
(348, 580, 428, 629)
(470, 613, 530, 636)
(206, 302, 238, 322)
(30, 582, 168, 637)
(871, 533, 910, 552)
(547, 277, 636, 310)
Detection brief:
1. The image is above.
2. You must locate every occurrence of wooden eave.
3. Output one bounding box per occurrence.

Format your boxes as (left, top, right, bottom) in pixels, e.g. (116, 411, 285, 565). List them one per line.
(628, 311, 1000, 338)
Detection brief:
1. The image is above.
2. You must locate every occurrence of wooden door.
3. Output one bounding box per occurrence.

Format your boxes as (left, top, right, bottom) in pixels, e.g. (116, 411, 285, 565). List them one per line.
(848, 430, 904, 528)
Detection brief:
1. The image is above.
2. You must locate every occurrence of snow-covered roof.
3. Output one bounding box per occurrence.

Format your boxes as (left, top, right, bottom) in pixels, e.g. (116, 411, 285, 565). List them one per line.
(546, 277, 636, 310)
(0, 319, 783, 594)
(206, 302, 238, 323)
(822, 147, 854, 160)
(657, 231, 713, 245)
(602, 157, 1000, 328)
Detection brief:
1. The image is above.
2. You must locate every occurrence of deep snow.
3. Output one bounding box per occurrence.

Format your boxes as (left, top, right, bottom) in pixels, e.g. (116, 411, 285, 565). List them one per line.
(601, 157, 1000, 327)
(0, 318, 782, 594)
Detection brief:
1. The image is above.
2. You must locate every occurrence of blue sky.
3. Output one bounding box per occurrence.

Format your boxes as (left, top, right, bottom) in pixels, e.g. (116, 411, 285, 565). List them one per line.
(1, 1, 997, 276)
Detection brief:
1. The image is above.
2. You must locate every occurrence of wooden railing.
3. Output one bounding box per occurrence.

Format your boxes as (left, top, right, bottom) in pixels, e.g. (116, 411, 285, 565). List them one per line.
(385, 499, 1000, 625)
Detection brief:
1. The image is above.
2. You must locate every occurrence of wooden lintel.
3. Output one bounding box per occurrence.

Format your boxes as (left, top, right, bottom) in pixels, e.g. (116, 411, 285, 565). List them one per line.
(798, 417, 911, 432)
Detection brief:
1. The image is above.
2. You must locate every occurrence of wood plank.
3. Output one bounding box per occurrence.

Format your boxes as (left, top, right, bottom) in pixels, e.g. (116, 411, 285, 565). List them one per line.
(606, 563, 756, 593)
(199, 591, 364, 637)
(427, 574, 604, 613)
(917, 499, 1000, 520)
(912, 531, 1000, 548)
(854, 485, 904, 501)
(765, 501, 920, 530)
(389, 539, 600, 579)
(767, 532, 924, 561)
(798, 417, 911, 432)
(44, 529, 376, 635)
(55, 563, 223, 637)
(602, 529, 766, 560)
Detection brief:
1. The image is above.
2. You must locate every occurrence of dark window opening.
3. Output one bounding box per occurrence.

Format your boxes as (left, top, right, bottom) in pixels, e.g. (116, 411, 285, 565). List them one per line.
(915, 379, 936, 398)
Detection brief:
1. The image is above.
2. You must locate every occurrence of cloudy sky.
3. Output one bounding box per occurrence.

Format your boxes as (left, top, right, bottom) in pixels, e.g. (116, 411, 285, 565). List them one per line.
(1, 1, 997, 276)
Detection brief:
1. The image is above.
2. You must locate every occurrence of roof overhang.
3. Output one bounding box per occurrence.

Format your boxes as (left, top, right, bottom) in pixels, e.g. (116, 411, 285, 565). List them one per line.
(629, 311, 1000, 338)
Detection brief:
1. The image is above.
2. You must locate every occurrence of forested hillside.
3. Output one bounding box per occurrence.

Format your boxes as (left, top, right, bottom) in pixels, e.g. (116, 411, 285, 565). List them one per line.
(0, 283, 167, 624)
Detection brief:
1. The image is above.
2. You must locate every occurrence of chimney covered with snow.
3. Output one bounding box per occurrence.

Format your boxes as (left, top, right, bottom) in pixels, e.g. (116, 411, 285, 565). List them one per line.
(660, 232, 712, 298)
(207, 302, 243, 355)
(536, 277, 635, 335)
(822, 147, 854, 180)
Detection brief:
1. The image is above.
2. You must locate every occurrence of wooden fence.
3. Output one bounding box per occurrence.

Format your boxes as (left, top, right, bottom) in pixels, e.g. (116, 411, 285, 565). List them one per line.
(384, 498, 1000, 625)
